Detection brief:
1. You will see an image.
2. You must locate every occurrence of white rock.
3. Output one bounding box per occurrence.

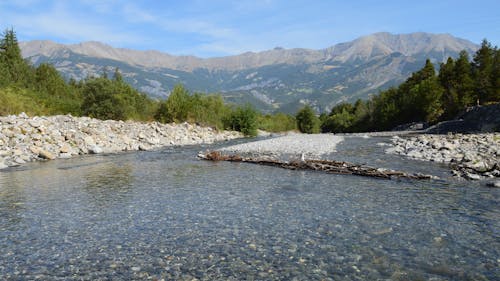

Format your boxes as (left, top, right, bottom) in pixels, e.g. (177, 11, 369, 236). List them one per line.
(464, 172, 482, 180)
(14, 158, 26, 164)
(59, 153, 72, 159)
(88, 145, 103, 154)
(84, 136, 96, 146)
(29, 120, 42, 128)
(0, 158, 7, 169)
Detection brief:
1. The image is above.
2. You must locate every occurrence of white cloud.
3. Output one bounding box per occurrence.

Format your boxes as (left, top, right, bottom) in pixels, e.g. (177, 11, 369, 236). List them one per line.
(0, 1, 145, 46)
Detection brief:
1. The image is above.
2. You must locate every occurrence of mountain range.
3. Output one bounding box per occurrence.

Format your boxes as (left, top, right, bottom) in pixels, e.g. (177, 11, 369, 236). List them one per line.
(20, 32, 479, 113)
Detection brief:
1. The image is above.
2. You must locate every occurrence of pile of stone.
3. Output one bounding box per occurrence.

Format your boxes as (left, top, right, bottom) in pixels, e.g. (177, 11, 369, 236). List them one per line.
(0, 113, 242, 169)
(385, 133, 500, 181)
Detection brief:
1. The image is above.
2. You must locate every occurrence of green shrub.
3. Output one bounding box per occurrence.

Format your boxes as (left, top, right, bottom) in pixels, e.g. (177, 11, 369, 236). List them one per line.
(225, 104, 258, 136)
(257, 113, 296, 132)
(296, 105, 320, 134)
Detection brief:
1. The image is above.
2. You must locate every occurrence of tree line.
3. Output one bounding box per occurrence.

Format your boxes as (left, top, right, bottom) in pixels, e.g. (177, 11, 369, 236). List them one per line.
(2, 27, 497, 135)
(300, 39, 499, 133)
(0, 28, 296, 136)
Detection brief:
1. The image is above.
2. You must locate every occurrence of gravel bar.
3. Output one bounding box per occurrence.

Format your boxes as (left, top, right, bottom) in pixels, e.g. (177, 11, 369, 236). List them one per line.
(220, 134, 344, 159)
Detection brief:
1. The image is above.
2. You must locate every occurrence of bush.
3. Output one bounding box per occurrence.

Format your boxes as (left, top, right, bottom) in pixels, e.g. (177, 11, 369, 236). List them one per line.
(225, 104, 258, 136)
(155, 84, 191, 123)
(296, 105, 320, 133)
(257, 113, 296, 132)
(0, 87, 45, 115)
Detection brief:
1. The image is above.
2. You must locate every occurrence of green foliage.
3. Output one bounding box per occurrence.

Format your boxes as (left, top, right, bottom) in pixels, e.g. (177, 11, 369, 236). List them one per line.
(439, 51, 477, 119)
(80, 76, 155, 121)
(0, 87, 46, 116)
(2, 28, 497, 136)
(0, 28, 33, 87)
(454, 51, 475, 107)
(155, 85, 230, 129)
(80, 77, 127, 120)
(257, 113, 296, 132)
(471, 39, 500, 104)
(319, 41, 499, 133)
(225, 104, 258, 136)
(296, 105, 320, 134)
(188, 93, 229, 129)
(155, 84, 191, 123)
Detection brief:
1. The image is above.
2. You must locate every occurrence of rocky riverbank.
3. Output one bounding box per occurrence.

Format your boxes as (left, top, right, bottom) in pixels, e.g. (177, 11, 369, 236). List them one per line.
(385, 133, 500, 181)
(0, 113, 242, 169)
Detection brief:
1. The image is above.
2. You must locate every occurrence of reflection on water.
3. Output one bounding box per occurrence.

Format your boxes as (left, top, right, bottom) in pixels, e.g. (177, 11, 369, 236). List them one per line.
(0, 140, 499, 280)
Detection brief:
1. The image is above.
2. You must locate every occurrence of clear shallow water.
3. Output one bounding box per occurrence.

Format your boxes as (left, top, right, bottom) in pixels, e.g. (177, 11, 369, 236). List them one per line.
(0, 138, 499, 280)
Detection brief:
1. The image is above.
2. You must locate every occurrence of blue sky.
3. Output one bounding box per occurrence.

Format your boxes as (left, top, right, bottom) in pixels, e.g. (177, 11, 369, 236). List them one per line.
(1, 0, 499, 57)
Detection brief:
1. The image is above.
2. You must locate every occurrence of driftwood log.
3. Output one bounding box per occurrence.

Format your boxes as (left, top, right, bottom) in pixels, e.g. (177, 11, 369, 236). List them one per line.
(199, 151, 436, 180)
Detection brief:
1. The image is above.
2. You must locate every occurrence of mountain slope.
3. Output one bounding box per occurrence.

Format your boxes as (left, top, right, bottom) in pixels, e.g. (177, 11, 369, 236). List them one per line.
(20, 32, 479, 113)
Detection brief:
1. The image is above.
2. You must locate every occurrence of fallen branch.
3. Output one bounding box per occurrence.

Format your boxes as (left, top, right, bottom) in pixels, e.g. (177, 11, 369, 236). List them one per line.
(199, 151, 436, 180)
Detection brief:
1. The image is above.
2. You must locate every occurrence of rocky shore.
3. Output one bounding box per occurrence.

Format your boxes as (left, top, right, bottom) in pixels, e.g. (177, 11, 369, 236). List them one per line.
(385, 133, 500, 182)
(0, 113, 242, 169)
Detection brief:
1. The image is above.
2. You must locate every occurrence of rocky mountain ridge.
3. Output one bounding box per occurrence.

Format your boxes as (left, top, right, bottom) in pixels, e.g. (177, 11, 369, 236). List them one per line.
(20, 32, 479, 113)
(20, 32, 477, 71)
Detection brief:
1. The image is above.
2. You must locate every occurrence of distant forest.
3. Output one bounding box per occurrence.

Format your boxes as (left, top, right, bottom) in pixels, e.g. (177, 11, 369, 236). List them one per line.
(1, 28, 498, 134)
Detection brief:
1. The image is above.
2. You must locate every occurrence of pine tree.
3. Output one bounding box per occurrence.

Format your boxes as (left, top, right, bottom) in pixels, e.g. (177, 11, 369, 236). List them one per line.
(35, 63, 69, 97)
(472, 39, 494, 104)
(0, 28, 32, 85)
(404, 59, 436, 89)
(438, 57, 458, 118)
(454, 51, 474, 107)
(490, 47, 500, 102)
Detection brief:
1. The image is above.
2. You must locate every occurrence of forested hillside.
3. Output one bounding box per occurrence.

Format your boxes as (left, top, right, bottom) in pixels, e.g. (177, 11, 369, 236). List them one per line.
(1, 29, 296, 136)
(314, 40, 499, 133)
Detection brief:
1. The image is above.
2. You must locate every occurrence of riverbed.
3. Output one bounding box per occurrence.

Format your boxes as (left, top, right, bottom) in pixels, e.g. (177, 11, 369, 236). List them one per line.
(0, 137, 498, 280)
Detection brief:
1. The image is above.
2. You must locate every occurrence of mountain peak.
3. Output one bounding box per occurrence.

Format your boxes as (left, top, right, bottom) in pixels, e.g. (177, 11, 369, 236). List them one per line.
(21, 32, 477, 71)
(19, 31, 480, 113)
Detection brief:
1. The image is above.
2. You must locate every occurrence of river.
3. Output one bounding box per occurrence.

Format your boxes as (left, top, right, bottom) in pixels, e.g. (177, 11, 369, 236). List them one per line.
(0, 137, 498, 280)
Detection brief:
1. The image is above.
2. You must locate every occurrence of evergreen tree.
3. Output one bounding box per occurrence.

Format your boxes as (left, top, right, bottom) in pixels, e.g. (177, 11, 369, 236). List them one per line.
(472, 39, 494, 104)
(0, 28, 32, 85)
(351, 99, 371, 131)
(371, 87, 400, 130)
(454, 51, 475, 107)
(35, 63, 69, 97)
(408, 77, 443, 123)
(402, 59, 436, 91)
(490, 47, 500, 102)
(438, 57, 458, 118)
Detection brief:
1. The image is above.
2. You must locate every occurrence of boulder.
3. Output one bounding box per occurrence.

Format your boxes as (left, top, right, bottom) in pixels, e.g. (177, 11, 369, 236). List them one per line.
(38, 149, 56, 160)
